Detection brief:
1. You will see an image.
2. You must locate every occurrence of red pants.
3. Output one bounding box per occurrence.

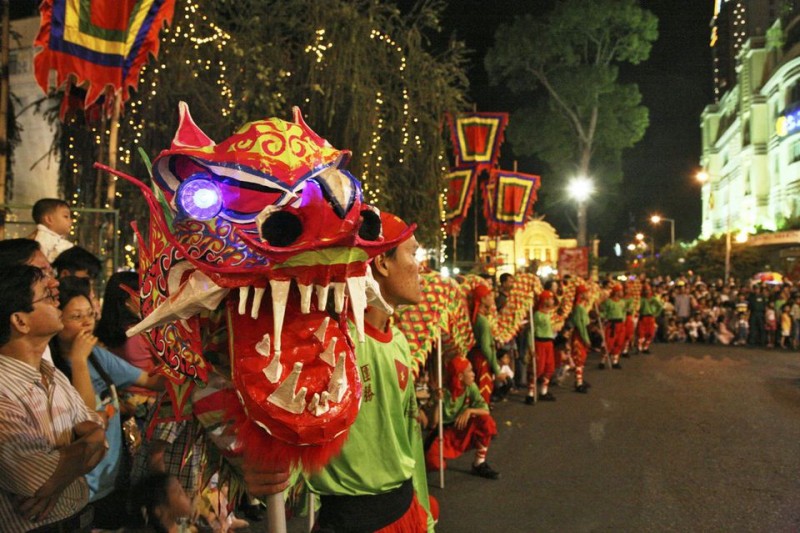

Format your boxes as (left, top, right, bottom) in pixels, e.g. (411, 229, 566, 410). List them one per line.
(624, 315, 635, 345)
(425, 414, 498, 471)
(604, 321, 626, 356)
(570, 336, 588, 367)
(637, 315, 656, 345)
(374, 494, 433, 533)
(468, 350, 493, 404)
(531, 339, 555, 381)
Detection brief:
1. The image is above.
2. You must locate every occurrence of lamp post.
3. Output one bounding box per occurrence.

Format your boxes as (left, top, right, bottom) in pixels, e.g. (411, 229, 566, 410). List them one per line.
(725, 229, 748, 284)
(567, 176, 595, 247)
(650, 215, 675, 247)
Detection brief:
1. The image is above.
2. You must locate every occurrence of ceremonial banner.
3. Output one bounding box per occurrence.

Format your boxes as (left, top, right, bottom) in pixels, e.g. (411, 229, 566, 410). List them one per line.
(34, 0, 176, 113)
(447, 112, 508, 169)
(558, 247, 589, 278)
(442, 167, 479, 236)
(485, 169, 540, 235)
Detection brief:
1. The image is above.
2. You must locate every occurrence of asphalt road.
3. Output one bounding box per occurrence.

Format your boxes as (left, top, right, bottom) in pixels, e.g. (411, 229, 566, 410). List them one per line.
(265, 342, 800, 533)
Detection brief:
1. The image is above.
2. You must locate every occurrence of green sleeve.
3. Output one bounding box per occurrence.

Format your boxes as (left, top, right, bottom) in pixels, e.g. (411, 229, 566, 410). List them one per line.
(572, 305, 591, 344)
(465, 382, 488, 411)
(653, 297, 664, 317)
(475, 315, 500, 375)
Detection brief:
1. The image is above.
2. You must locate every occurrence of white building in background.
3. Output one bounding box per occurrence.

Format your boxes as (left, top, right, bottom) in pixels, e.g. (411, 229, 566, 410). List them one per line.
(8, 17, 60, 236)
(700, 3, 800, 239)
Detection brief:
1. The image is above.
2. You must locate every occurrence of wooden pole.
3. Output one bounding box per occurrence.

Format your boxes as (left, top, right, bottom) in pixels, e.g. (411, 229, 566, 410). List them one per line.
(0, 0, 10, 240)
(437, 331, 445, 489)
(106, 90, 122, 206)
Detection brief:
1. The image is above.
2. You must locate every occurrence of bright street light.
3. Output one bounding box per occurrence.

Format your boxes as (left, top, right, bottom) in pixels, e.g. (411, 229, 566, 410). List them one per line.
(650, 214, 675, 246)
(635, 232, 644, 241)
(696, 170, 709, 184)
(567, 176, 595, 247)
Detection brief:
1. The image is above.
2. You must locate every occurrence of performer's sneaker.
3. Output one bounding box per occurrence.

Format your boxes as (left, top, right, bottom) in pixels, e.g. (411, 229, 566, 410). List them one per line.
(575, 383, 589, 393)
(643, 349, 651, 354)
(621, 352, 630, 358)
(612, 362, 622, 369)
(539, 392, 556, 401)
(524, 395, 535, 405)
(598, 362, 606, 370)
(472, 462, 500, 480)
(583, 381, 592, 388)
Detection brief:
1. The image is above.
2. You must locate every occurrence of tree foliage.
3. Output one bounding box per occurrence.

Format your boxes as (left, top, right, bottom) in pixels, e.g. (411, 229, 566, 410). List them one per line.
(57, 0, 469, 260)
(484, 0, 657, 216)
(649, 237, 769, 282)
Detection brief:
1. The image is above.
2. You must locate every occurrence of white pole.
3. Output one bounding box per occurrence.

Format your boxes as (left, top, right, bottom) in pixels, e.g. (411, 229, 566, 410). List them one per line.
(267, 492, 287, 533)
(529, 305, 537, 403)
(437, 331, 445, 489)
(307, 491, 315, 532)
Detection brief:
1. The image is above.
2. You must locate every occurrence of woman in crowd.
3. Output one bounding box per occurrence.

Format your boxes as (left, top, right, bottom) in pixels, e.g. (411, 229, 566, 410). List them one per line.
(50, 277, 163, 529)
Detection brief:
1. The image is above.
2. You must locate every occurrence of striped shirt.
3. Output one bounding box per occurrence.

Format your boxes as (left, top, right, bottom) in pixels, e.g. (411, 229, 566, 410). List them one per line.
(0, 355, 101, 533)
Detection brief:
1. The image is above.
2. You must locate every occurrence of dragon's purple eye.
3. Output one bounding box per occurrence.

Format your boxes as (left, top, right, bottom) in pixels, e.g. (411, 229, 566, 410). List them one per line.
(177, 177, 223, 220)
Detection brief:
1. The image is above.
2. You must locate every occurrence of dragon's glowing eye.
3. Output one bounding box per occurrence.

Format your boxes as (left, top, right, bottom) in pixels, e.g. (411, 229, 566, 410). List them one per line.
(177, 178, 223, 220)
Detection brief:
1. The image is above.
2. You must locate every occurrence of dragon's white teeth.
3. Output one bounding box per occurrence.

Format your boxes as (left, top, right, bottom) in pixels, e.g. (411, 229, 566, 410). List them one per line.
(238, 286, 250, 315)
(255, 333, 271, 357)
(308, 391, 331, 416)
(313, 316, 330, 343)
(270, 279, 291, 354)
(126, 271, 229, 337)
(267, 362, 306, 414)
(332, 282, 346, 313)
(263, 349, 282, 383)
(319, 337, 337, 366)
(299, 284, 313, 314)
(347, 276, 368, 342)
(316, 284, 330, 310)
(251, 287, 266, 319)
(327, 351, 348, 403)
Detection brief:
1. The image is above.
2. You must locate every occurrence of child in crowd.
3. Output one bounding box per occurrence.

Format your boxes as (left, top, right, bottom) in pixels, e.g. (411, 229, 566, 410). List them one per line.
(30, 198, 74, 262)
(666, 318, 685, 343)
(780, 304, 792, 349)
(127, 473, 193, 532)
(684, 313, 706, 343)
(492, 353, 515, 401)
(765, 301, 777, 348)
(734, 312, 749, 346)
(426, 357, 499, 480)
(713, 316, 734, 345)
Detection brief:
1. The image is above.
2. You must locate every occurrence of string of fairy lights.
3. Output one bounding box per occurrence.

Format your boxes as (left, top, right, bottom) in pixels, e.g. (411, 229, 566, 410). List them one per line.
(61, 0, 453, 267)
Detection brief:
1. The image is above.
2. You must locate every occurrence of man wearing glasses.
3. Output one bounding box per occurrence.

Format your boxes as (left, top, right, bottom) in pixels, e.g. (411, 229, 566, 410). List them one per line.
(0, 265, 107, 532)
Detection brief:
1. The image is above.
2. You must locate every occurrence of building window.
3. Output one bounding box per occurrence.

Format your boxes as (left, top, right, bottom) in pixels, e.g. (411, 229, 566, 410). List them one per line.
(792, 141, 800, 163)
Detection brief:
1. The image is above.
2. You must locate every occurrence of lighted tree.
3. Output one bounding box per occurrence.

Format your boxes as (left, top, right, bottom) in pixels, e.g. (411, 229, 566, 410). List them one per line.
(485, 0, 657, 217)
(108, 0, 467, 259)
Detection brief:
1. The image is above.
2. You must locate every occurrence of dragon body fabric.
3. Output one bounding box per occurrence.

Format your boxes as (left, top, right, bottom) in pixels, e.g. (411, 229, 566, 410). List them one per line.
(98, 103, 412, 472)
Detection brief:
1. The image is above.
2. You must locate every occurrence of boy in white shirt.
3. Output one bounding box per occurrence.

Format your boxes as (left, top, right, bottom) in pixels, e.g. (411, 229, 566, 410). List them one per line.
(31, 198, 74, 262)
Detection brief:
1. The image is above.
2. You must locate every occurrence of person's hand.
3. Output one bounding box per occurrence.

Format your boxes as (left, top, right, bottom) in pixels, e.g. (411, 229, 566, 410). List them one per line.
(455, 409, 471, 431)
(18, 493, 60, 523)
(417, 409, 428, 428)
(243, 464, 291, 497)
(67, 330, 97, 363)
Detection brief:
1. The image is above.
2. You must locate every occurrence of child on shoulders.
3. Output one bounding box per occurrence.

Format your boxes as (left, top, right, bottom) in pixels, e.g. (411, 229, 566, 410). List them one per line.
(30, 198, 74, 262)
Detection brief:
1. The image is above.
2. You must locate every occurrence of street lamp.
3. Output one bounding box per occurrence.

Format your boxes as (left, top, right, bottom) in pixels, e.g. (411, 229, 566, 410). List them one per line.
(724, 230, 749, 284)
(650, 215, 675, 246)
(567, 176, 595, 247)
(696, 170, 709, 184)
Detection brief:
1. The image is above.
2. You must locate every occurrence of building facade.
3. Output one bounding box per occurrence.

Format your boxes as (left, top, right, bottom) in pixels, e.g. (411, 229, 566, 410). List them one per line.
(700, 2, 800, 239)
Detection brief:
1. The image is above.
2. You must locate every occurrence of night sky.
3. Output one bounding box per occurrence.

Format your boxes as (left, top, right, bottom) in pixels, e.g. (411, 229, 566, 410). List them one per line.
(440, 0, 716, 255)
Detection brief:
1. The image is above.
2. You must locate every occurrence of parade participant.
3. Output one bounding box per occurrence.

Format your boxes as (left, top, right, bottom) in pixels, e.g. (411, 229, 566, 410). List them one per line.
(469, 283, 503, 404)
(621, 282, 637, 357)
(600, 283, 626, 369)
(0, 265, 106, 532)
(569, 285, 592, 393)
(425, 357, 499, 480)
(527, 289, 557, 404)
(305, 212, 436, 532)
(637, 284, 663, 353)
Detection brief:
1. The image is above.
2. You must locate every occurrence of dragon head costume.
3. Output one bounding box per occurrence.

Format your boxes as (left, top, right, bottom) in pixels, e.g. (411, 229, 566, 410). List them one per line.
(98, 103, 412, 469)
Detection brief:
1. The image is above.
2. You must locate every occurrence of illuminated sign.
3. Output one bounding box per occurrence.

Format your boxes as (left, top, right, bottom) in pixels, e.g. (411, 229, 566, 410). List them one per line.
(776, 109, 800, 137)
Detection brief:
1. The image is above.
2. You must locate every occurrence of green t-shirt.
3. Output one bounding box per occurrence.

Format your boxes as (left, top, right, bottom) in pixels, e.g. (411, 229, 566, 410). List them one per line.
(306, 321, 433, 530)
(474, 313, 500, 375)
(639, 297, 663, 317)
(601, 298, 626, 320)
(442, 382, 488, 425)
(534, 310, 554, 339)
(569, 304, 591, 344)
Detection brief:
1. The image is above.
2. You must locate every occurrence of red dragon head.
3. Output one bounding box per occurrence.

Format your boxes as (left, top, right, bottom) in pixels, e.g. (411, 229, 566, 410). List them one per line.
(98, 103, 413, 468)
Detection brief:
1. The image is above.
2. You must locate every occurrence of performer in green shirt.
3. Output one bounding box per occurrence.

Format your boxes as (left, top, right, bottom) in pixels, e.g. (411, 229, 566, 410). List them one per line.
(527, 290, 557, 404)
(600, 283, 626, 369)
(306, 212, 435, 532)
(468, 284, 504, 404)
(568, 285, 592, 393)
(637, 284, 663, 353)
(425, 357, 499, 480)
